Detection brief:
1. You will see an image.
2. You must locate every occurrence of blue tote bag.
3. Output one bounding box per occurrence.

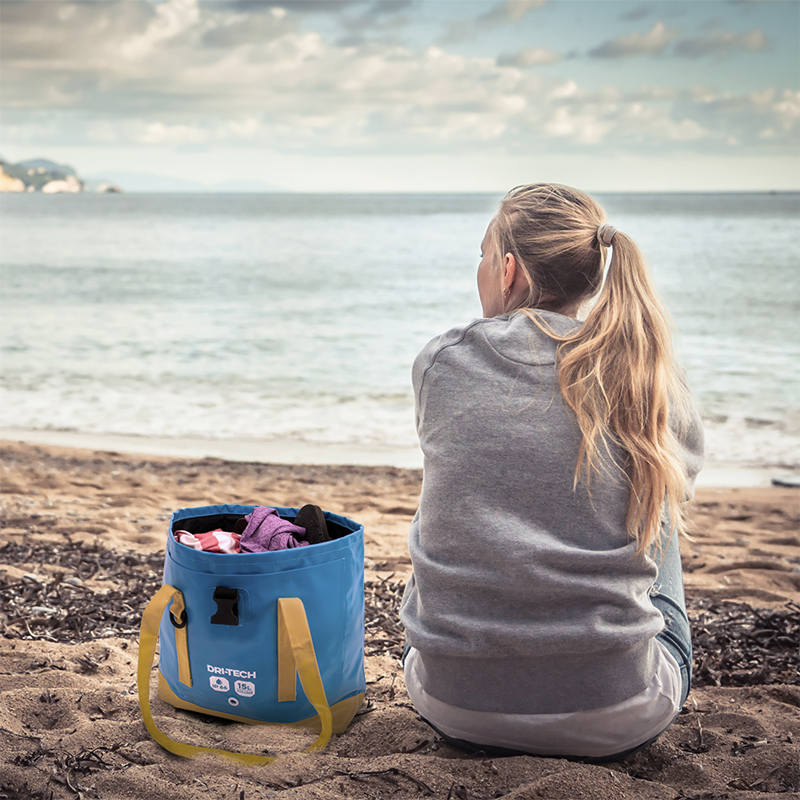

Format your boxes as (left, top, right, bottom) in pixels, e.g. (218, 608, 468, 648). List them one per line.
(137, 504, 366, 764)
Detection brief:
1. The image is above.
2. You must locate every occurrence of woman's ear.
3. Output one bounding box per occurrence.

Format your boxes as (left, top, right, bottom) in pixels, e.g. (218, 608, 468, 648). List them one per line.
(502, 252, 517, 293)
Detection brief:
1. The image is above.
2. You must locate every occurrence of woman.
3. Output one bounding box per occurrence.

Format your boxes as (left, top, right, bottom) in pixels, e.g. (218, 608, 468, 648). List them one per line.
(398, 183, 704, 761)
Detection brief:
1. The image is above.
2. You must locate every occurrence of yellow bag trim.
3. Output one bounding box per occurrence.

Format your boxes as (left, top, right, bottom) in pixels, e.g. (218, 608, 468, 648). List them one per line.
(137, 584, 336, 764)
(275, 597, 333, 751)
(277, 596, 296, 702)
(168, 590, 192, 687)
(157, 673, 363, 735)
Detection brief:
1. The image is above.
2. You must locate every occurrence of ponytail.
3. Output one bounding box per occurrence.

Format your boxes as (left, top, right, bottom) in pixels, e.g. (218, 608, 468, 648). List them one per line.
(523, 230, 692, 555)
(495, 183, 693, 556)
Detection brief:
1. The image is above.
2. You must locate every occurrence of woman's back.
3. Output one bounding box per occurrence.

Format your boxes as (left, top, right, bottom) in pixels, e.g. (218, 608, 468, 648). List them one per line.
(400, 182, 703, 757)
(399, 309, 704, 715)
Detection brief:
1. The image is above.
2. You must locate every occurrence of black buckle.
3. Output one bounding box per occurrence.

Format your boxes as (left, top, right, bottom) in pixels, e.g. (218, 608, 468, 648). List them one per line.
(210, 586, 239, 626)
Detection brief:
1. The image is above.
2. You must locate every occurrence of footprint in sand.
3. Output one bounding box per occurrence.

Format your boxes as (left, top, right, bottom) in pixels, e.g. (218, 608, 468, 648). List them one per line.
(704, 559, 796, 574)
(8, 689, 78, 731)
(764, 535, 800, 547)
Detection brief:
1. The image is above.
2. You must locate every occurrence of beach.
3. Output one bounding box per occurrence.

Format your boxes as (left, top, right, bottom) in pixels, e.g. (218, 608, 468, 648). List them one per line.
(0, 440, 798, 799)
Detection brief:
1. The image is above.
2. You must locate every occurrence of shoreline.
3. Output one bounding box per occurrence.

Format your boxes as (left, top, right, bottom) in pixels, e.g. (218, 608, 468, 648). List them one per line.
(0, 427, 795, 488)
(0, 428, 424, 470)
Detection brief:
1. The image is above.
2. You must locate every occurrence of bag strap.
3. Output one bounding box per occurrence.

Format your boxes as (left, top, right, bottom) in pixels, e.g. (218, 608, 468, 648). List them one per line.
(276, 597, 334, 749)
(137, 584, 333, 764)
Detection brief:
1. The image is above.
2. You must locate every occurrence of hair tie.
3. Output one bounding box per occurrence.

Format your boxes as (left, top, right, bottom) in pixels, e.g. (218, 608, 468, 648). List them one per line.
(597, 223, 617, 247)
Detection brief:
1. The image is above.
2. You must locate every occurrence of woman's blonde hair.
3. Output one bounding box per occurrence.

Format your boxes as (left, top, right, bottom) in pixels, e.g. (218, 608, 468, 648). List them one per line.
(490, 183, 692, 556)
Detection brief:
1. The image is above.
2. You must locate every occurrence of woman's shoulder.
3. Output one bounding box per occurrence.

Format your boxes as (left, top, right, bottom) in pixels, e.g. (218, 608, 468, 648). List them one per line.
(414, 310, 582, 378)
(411, 317, 487, 395)
(414, 317, 489, 366)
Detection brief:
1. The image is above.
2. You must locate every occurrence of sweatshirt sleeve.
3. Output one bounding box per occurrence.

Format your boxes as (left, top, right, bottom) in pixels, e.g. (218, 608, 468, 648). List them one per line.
(671, 390, 705, 502)
(411, 320, 482, 437)
(411, 341, 434, 437)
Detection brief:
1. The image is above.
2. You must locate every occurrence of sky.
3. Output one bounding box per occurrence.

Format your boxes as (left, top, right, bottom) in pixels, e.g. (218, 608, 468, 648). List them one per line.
(1, 0, 798, 192)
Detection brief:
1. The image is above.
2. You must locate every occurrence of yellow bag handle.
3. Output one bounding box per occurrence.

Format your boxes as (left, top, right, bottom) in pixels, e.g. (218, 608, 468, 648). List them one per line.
(137, 584, 333, 764)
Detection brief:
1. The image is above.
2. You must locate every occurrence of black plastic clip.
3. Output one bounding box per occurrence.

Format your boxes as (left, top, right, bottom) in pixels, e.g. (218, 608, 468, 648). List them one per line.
(210, 586, 239, 626)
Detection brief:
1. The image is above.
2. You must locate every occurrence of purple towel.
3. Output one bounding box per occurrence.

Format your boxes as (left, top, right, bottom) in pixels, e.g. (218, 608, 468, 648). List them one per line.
(239, 506, 309, 552)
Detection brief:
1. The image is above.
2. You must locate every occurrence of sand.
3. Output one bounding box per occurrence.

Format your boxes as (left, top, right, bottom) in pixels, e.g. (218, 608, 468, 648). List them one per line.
(0, 440, 798, 799)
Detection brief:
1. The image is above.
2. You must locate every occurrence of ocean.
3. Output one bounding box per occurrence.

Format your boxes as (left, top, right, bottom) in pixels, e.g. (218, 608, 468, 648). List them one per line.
(1, 191, 798, 484)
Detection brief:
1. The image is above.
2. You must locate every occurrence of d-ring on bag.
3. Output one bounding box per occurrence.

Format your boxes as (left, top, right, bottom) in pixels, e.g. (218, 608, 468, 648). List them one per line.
(137, 504, 366, 764)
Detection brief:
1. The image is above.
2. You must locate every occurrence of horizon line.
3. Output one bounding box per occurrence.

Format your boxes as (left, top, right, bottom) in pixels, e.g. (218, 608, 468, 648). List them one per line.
(5, 188, 799, 195)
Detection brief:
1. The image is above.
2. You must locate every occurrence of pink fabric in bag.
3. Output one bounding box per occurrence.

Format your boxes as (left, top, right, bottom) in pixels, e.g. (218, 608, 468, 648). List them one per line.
(175, 529, 241, 554)
(240, 506, 309, 552)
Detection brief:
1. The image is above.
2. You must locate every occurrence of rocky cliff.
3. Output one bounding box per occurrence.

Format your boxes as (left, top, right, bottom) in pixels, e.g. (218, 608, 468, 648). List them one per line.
(0, 157, 122, 193)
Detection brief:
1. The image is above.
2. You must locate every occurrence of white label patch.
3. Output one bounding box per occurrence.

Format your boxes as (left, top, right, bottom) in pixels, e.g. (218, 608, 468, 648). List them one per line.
(209, 676, 229, 692)
(234, 680, 255, 697)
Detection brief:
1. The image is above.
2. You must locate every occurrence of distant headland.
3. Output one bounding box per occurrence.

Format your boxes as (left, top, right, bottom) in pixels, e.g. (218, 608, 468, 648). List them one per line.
(0, 157, 122, 193)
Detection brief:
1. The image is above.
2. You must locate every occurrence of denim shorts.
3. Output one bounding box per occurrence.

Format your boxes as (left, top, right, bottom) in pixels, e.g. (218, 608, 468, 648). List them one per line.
(400, 522, 693, 762)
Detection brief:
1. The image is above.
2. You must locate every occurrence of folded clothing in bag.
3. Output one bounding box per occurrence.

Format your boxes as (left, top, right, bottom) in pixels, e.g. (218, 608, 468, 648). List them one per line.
(175, 529, 242, 553)
(239, 506, 309, 552)
(173, 505, 333, 553)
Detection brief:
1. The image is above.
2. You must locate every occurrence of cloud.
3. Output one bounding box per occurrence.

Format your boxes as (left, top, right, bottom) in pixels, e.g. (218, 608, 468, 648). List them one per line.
(508, 81, 799, 155)
(121, 0, 200, 59)
(619, 4, 650, 22)
(621, 103, 708, 142)
(206, 0, 413, 49)
(1, 0, 796, 163)
(130, 117, 261, 144)
(478, 0, 548, 25)
(497, 47, 561, 67)
(672, 86, 799, 149)
(589, 21, 677, 58)
(528, 84, 708, 148)
(549, 80, 578, 100)
(441, 0, 547, 43)
(332, 0, 413, 48)
(0, 1, 533, 154)
(0, 0, 151, 60)
(674, 28, 768, 57)
(755, 90, 800, 143)
(363, 0, 414, 15)
(588, 18, 770, 61)
(209, 0, 361, 11)
(774, 90, 800, 129)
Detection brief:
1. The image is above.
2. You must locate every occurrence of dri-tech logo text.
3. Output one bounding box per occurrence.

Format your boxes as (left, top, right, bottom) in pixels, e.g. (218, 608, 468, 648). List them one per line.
(207, 664, 257, 679)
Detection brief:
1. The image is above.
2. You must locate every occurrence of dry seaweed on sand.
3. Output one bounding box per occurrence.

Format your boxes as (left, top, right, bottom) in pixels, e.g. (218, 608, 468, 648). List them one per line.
(691, 596, 800, 687)
(364, 576, 407, 659)
(0, 540, 162, 644)
(1, 540, 798, 688)
(4, 742, 138, 800)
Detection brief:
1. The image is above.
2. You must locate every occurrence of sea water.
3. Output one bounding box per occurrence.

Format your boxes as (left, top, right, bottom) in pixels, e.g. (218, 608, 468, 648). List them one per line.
(1, 191, 798, 481)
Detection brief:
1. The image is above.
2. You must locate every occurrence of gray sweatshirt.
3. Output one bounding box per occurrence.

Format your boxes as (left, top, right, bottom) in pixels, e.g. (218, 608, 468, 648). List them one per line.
(399, 310, 704, 714)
